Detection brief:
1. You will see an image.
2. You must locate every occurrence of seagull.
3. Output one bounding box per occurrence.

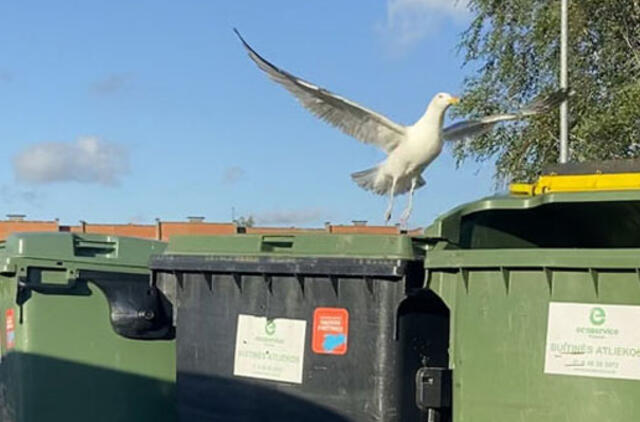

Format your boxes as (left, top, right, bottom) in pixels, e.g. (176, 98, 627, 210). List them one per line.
(234, 29, 569, 224)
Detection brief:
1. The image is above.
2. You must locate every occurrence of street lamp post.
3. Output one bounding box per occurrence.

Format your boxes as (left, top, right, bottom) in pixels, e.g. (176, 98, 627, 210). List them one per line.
(559, 0, 569, 163)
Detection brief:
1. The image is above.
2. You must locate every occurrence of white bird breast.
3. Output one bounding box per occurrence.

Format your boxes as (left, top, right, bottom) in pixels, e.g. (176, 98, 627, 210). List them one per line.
(400, 123, 444, 169)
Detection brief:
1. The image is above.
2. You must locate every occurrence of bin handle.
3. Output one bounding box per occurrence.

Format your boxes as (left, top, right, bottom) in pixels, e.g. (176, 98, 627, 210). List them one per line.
(19, 265, 78, 291)
(260, 236, 294, 251)
(74, 238, 117, 257)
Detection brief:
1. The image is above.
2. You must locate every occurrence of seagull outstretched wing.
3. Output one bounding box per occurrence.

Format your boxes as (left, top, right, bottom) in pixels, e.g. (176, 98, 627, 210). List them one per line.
(442, 89, 570, 142)
(234, 29, 407, 153)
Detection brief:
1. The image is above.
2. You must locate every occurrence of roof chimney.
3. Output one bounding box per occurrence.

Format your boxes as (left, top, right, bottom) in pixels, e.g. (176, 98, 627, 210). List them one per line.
(6, 214, 26, 221)
(187, 216, 205, 223)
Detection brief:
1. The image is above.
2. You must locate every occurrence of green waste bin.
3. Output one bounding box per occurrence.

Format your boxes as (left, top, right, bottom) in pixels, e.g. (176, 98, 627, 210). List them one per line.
(151, 233, 451, 421)
(0, 232, 176, 422)
(424, 188, 640, 422)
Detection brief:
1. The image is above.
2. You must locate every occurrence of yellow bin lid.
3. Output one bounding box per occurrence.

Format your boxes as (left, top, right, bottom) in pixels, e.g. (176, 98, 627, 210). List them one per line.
(511, 172, 640, 196)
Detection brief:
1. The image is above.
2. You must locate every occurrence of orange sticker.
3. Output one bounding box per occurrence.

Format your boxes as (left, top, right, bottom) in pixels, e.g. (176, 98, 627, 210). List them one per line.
(5, 309, 15, 350)
(312, 307, 349, 355)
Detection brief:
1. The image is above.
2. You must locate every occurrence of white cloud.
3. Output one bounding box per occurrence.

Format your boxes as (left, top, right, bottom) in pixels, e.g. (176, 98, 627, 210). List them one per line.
(0, 70, 13, 83)
(90, 73, 133, 95)
(379, 0, 470, 51)
(128, 214, 150, 224)
(0, 185, 43, 207)
(255, 208, 328, 225)
(222, 166, 245, 184)
(13, 136, 130, 185)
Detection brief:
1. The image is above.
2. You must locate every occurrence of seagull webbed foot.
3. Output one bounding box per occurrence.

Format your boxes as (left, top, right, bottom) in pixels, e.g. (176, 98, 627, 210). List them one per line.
(384, 209, 392, 225)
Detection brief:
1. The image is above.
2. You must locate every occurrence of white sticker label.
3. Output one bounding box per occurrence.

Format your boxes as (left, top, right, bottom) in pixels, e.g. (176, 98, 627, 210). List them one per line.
(544, 302, 640, 380)
(233, 314, 306, 384)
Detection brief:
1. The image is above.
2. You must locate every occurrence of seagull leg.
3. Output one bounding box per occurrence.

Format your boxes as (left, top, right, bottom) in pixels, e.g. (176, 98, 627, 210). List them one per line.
(400, 177, 418, 226)
(384, 178, 397, 224)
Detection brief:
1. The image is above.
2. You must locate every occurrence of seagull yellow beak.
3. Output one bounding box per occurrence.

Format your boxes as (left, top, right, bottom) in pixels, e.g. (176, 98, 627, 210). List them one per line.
(449, 97, 460, 105)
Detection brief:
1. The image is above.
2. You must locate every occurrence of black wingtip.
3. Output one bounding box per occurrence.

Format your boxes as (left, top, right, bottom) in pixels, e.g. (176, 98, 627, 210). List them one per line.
(231, 28, 287, 79)
(232, 28, 266, 64)
(524, 87, 573, 114)
(233, 27, 249, 48)
(556, 88, 576, 103)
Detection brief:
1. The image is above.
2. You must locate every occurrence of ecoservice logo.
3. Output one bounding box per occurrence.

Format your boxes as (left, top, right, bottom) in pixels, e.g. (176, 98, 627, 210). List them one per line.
(265, 320, 276, 336)
(590, 307, 606, 326)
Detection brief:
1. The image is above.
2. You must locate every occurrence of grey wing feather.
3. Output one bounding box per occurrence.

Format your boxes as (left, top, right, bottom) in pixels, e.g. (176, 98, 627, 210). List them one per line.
(234, 29, 406, 153)
(442, 88, 571, 142)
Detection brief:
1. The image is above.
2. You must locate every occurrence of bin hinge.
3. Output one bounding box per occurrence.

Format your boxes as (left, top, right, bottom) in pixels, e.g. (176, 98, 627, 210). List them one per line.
(416, 367, 452, 420)
(590, 269, 599, 297)
(500, 267, 510, 294)
(458, 269, 470, 293)
(544, 267, 553, 295)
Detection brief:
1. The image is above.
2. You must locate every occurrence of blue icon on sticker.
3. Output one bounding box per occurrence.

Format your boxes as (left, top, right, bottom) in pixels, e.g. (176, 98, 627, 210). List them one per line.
(322, 334, 346, 352)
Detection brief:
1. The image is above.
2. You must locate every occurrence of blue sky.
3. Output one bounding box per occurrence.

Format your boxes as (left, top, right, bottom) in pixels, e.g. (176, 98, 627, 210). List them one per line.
(0, 1, 496, 227)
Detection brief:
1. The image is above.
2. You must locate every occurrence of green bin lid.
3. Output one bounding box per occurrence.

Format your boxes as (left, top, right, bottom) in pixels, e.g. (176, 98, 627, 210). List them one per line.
(164, 233, 420, 260)
(424, 190, 640, 246)
(0, 232, 166, 274)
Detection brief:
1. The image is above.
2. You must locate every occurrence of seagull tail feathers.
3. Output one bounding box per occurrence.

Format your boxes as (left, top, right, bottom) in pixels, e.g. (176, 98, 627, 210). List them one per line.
(352, 167, 427, 196)
(351, 166, 384, 194)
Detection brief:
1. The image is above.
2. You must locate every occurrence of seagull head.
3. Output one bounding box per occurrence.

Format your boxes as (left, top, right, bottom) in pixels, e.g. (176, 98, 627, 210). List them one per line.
(431, 92, 460, 111)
